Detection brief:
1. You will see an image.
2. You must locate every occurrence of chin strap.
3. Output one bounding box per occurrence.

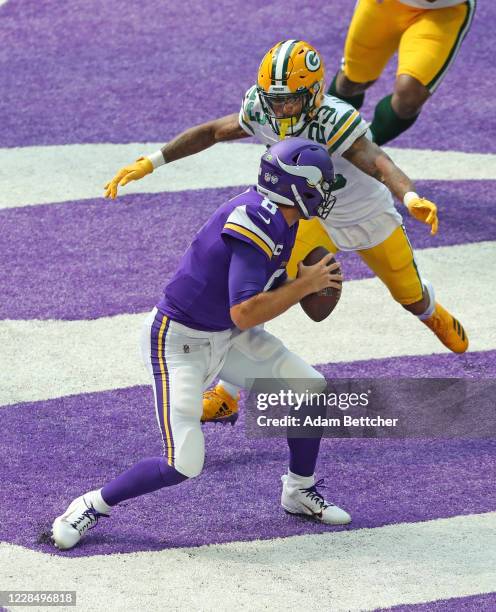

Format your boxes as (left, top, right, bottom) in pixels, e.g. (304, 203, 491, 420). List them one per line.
(290, 184, 309, 218)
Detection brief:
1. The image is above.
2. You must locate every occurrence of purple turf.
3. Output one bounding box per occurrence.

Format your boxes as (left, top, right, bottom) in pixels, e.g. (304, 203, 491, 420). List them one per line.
(1, 350, 495, 557)
(377, 592, 496, 612)
(1, 180, 494, 320)
(1, 0, 495, 588)
(0, 0, 492, 152)
(318, 350, 496, 379)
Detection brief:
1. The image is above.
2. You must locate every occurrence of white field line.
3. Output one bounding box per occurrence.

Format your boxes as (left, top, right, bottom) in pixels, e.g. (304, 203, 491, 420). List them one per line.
(0, 512, 495, 612)
(1, 142, 495, 209)
(1, 241, 494, 407)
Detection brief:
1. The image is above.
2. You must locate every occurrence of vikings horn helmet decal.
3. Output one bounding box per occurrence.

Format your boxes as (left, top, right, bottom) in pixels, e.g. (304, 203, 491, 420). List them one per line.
(257, 137, 336, 220)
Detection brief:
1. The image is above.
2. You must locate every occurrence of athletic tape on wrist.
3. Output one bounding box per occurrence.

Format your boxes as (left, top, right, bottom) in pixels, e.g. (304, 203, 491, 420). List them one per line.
(403, 191, 419, 207)
(148, 150, 166, 169)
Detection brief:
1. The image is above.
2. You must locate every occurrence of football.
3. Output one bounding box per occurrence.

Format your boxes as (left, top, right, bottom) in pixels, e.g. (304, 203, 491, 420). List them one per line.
(299, 246, 342, 322)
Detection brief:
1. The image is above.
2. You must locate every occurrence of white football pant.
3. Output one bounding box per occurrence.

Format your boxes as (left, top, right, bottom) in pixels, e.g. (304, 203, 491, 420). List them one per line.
(140, 308, 325, 478)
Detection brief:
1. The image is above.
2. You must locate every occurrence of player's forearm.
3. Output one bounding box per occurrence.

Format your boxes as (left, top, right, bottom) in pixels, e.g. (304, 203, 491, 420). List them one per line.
(104, 114, 248, 199)
(160, 123, 218, 164)
(231, 278, 311, 330)
(374, 152, 414, 202)
(160, 113, 247, 164)
(343, 136, 414, 202)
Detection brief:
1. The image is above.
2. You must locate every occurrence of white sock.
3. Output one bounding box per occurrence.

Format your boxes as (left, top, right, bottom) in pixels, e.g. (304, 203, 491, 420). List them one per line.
(87, 489, 112, 514)
(219, 380, 240, 398)
(286, 470, 315, 490)
(417, 279, 436, 321)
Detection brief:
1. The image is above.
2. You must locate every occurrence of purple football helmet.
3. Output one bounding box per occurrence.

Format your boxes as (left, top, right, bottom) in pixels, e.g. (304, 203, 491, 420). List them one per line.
(257, 137, 336, 219)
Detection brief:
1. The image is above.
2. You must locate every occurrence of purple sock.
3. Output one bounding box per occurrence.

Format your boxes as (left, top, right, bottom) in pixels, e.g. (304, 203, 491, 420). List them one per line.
(287, 437, 322, 477)
(101, 457, 188, 506)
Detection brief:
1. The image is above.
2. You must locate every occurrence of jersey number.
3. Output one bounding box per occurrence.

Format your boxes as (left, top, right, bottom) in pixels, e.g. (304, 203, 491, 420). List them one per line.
(261, 199, 278, 216)
(246, 101, 267, 126)
(307, 122, 327, 145)
(307, 105, 339, 144)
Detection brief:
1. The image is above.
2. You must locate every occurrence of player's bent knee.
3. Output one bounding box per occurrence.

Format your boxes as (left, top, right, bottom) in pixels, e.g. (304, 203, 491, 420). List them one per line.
(174, 456, 204, 479)
(393, 97, 423, 119)
(338, 71, 374, 96)
(275, 349, 327, 395)
(175, 463, 203, 479)
(393, 76, 430, 117)
(172, 426, 205, 478)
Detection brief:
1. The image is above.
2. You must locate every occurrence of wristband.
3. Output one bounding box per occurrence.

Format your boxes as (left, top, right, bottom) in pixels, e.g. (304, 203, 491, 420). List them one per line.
(147, 150, 166, 169)
(403, 191, 419, 207)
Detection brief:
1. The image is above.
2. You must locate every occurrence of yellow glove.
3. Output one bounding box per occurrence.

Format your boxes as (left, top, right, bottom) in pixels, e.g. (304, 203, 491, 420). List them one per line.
(404, 193, 438, 236)
(104, 156, 154, 199)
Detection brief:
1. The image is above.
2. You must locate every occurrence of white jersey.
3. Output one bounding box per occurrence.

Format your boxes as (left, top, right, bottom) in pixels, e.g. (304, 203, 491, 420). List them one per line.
(398, 0, 466, 8)
(239, 87, 402, 250)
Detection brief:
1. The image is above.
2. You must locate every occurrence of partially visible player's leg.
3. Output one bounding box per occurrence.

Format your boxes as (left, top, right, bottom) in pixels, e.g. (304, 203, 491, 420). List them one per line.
(219, 327, 351, 525)
(359, 226, 468, 352)
(397, 0, 475, 97)
(328, 0, 402, 108)
(328, 71, 374, 111)
(286, 218, 338, 279)
(370, 0, 475, 144)
(370, 76, 427, 146)
(52, 311, 209, 549)
(202, 218, 338, 424)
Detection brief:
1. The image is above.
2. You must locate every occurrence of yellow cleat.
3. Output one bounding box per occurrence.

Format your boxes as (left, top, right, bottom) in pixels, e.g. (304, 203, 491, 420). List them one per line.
(422, 302, 469, 353)
(201, 385, 239, 425)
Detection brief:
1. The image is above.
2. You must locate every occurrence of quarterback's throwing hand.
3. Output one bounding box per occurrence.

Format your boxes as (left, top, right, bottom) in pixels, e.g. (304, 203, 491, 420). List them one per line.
(104, 156, 154, 199)
(405, 196, 438, 236)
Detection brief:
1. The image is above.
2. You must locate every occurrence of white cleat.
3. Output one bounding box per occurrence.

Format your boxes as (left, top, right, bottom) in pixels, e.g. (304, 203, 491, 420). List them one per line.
(52, 490, 109, 550)
(281, 475, 351, 525)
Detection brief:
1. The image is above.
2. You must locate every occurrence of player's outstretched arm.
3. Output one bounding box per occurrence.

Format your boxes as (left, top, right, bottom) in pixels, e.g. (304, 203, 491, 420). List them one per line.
(342, 135, 438, 235)
(104, 113, 249, 199)
(230, 255, 342, 331)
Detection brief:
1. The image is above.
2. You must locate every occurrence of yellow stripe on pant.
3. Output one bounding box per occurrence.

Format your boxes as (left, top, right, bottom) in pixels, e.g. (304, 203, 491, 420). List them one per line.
(157, 314, 174, 466)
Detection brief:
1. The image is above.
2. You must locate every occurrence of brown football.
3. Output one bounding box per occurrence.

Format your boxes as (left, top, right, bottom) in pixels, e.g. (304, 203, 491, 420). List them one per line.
(299, 246, 342, 322)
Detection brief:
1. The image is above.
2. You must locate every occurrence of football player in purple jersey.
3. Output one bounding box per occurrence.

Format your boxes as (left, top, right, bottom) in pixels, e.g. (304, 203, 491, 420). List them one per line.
(52, 138, 351, 550)
(103, 39, 468, 427)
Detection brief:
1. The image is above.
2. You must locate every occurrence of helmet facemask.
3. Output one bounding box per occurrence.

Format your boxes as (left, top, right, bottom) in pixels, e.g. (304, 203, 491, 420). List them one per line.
(314, 178, 336, 220)
(258, 87, 316, 138)
(287, 174, 337, 220)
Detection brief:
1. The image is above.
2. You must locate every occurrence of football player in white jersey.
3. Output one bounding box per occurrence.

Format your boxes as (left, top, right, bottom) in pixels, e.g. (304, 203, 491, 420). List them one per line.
(328, 0, 476, 144)
(104, 40, 468, 425)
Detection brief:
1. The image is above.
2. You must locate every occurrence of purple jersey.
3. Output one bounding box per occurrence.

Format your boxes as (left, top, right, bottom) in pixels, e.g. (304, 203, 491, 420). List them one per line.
(158, 187, 298, 331)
